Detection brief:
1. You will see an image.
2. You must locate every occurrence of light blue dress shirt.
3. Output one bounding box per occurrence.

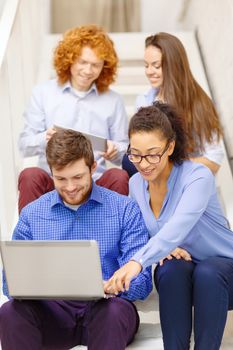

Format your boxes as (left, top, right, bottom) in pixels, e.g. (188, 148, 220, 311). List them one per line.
(3, 183, 152, 301)
(135, 88, 224, 165)
(130, 161, 233, 269)
(18, 79, 128, 180)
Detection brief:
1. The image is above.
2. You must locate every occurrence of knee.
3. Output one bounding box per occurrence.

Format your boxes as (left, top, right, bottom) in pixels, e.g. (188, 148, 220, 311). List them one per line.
(18, 167, 44, 187)
(193, 258, 223, 287)
(100, 168, 129, 195)
(107, 168, 129, 182)
(93, 298, 135, 325)
(155, 259, 194, 286)
(0, 301, 14, 328)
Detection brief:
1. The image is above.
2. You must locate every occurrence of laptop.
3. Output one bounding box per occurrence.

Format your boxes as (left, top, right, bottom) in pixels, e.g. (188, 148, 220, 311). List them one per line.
(54, 125, 107, 152)
(0, 240, 105, 300)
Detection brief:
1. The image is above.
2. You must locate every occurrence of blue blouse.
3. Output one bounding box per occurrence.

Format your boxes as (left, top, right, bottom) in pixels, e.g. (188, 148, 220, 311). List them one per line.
(130, 161, 233, 268)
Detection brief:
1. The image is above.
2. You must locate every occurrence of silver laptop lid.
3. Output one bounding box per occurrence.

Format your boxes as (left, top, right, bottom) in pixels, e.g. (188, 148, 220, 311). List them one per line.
(0, 240, 105, 300)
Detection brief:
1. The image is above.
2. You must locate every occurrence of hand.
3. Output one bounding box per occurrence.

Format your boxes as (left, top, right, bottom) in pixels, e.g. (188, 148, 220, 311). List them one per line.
(46, 128, 57, 142)
(159, 247, 192, 266)
(100, 140, 118, 161)
(104, 261, 142, 295)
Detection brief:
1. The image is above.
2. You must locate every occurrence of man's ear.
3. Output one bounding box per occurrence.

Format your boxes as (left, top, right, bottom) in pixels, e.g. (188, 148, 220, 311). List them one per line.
(91, 161, 97, 175)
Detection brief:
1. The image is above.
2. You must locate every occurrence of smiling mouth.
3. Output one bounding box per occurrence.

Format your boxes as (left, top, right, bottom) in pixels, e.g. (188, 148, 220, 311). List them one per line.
(140, 168, 155, 175)
(149, 77, 160, 81)
(65, 190, 79, 197)
(80, 75, 93, 81)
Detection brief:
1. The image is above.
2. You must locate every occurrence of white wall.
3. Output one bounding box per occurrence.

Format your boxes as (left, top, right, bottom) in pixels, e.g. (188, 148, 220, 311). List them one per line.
(0, 0, 51, 236)
(140, 0, 185, 33)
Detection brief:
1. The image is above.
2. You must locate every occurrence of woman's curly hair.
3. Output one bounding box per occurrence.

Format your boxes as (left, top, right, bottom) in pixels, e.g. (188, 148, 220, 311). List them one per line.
(53, 24, 118, 92)
(129, 102, 189, 164)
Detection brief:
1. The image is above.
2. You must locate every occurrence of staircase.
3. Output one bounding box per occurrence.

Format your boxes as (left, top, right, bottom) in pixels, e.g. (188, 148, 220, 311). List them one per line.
(1, 2, 233, 349)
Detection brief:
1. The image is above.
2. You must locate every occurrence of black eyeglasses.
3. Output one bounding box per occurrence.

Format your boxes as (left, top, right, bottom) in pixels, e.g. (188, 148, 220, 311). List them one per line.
(127, 143, 170, 164)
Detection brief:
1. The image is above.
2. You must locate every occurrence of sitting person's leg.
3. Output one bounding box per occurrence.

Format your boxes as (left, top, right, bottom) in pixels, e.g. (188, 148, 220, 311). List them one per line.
(96, 168, 129, 195)
(154, 259, 195, 350)
(18, 167, 54, 212)
(87, 297, 139, 350)
(0, 299, 88, 350)
(122, 153, 138, 178)
(193, 256, 233, 350)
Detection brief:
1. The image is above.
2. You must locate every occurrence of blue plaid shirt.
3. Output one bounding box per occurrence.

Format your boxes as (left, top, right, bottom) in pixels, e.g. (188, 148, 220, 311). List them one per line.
(3, 183, 152, 301)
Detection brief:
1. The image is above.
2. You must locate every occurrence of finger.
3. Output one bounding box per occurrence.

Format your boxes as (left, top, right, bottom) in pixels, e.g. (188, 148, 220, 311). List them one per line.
(159, 259, 164, 266)
(174, 254, 181, 259)
(179, 251, 192, 261)
(103, 279, 112, 292)
(106, 142, 114, 154)
(106, 148, 117, 158)
(167, 254, 173, 260)
(115, 277, 126, 293)
(124, 275, 132, 291)
(184, 254, 192, 261)
(105, 279, 119, 295)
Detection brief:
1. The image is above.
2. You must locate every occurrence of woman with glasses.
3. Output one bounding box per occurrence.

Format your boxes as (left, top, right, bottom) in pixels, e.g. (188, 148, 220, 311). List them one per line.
(122, 32, 224, 177)
(105, 102, 233, 350)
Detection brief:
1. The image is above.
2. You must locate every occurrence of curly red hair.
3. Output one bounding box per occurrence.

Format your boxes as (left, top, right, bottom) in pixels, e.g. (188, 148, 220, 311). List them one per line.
(53, 24, 118, 93)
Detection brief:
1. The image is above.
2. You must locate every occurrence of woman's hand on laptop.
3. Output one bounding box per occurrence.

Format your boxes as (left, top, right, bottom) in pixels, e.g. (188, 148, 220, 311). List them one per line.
(104, 261, 142, 295)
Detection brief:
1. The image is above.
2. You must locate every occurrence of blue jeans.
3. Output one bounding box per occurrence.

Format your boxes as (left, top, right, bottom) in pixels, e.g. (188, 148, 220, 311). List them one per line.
(154, 257, 233, 350)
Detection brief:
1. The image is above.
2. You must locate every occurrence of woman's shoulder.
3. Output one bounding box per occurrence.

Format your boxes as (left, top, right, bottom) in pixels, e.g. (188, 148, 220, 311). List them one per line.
(178, 160, 214, 182)
(135, 87, 158, 110)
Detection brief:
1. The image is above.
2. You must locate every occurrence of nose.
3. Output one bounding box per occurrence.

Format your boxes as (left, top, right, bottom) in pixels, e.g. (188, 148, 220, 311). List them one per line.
(83, 64, 93, 75)
(139, 157, 150, 169)
(146, 65, 155, 75)
(66, 180, 76, 192)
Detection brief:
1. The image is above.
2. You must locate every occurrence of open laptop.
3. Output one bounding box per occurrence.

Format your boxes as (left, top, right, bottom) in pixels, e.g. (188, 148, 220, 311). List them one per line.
(0, 240, 105, 300)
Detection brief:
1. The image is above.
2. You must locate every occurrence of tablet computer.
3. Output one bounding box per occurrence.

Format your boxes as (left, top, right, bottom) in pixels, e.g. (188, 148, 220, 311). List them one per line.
(54, 125, 107, 152)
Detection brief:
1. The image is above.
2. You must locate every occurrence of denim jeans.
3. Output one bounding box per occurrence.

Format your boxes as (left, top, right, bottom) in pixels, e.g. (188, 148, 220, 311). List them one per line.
(154, 257, 233, 350)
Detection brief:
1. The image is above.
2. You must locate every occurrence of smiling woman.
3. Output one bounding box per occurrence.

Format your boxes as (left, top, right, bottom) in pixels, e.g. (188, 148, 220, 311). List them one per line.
(106, 101, 233, 350)
(123, 32, 224, 177)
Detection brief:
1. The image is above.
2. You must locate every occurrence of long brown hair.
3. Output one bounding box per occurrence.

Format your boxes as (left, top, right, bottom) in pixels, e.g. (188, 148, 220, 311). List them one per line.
(145, 32, 222, 152)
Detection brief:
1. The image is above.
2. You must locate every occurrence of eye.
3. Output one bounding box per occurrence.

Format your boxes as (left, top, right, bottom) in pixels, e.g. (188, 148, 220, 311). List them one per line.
(146, 154, 160, 163)
(78, 59, 86, 65)
(148, 154, 160, 159)
(128, 154, 141, 162)
(74, 175, 82, 180)
(93, 63, 103, 68)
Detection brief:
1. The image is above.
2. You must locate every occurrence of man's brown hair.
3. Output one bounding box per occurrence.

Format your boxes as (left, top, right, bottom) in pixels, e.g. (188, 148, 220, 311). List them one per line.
(46, 129, 94, 171)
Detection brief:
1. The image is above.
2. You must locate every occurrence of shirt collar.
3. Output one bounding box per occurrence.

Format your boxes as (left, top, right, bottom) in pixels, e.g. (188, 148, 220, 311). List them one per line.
(61, 81, 99, 96)
(51, 181, 103, 209)
(144, 87, 159, 104)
